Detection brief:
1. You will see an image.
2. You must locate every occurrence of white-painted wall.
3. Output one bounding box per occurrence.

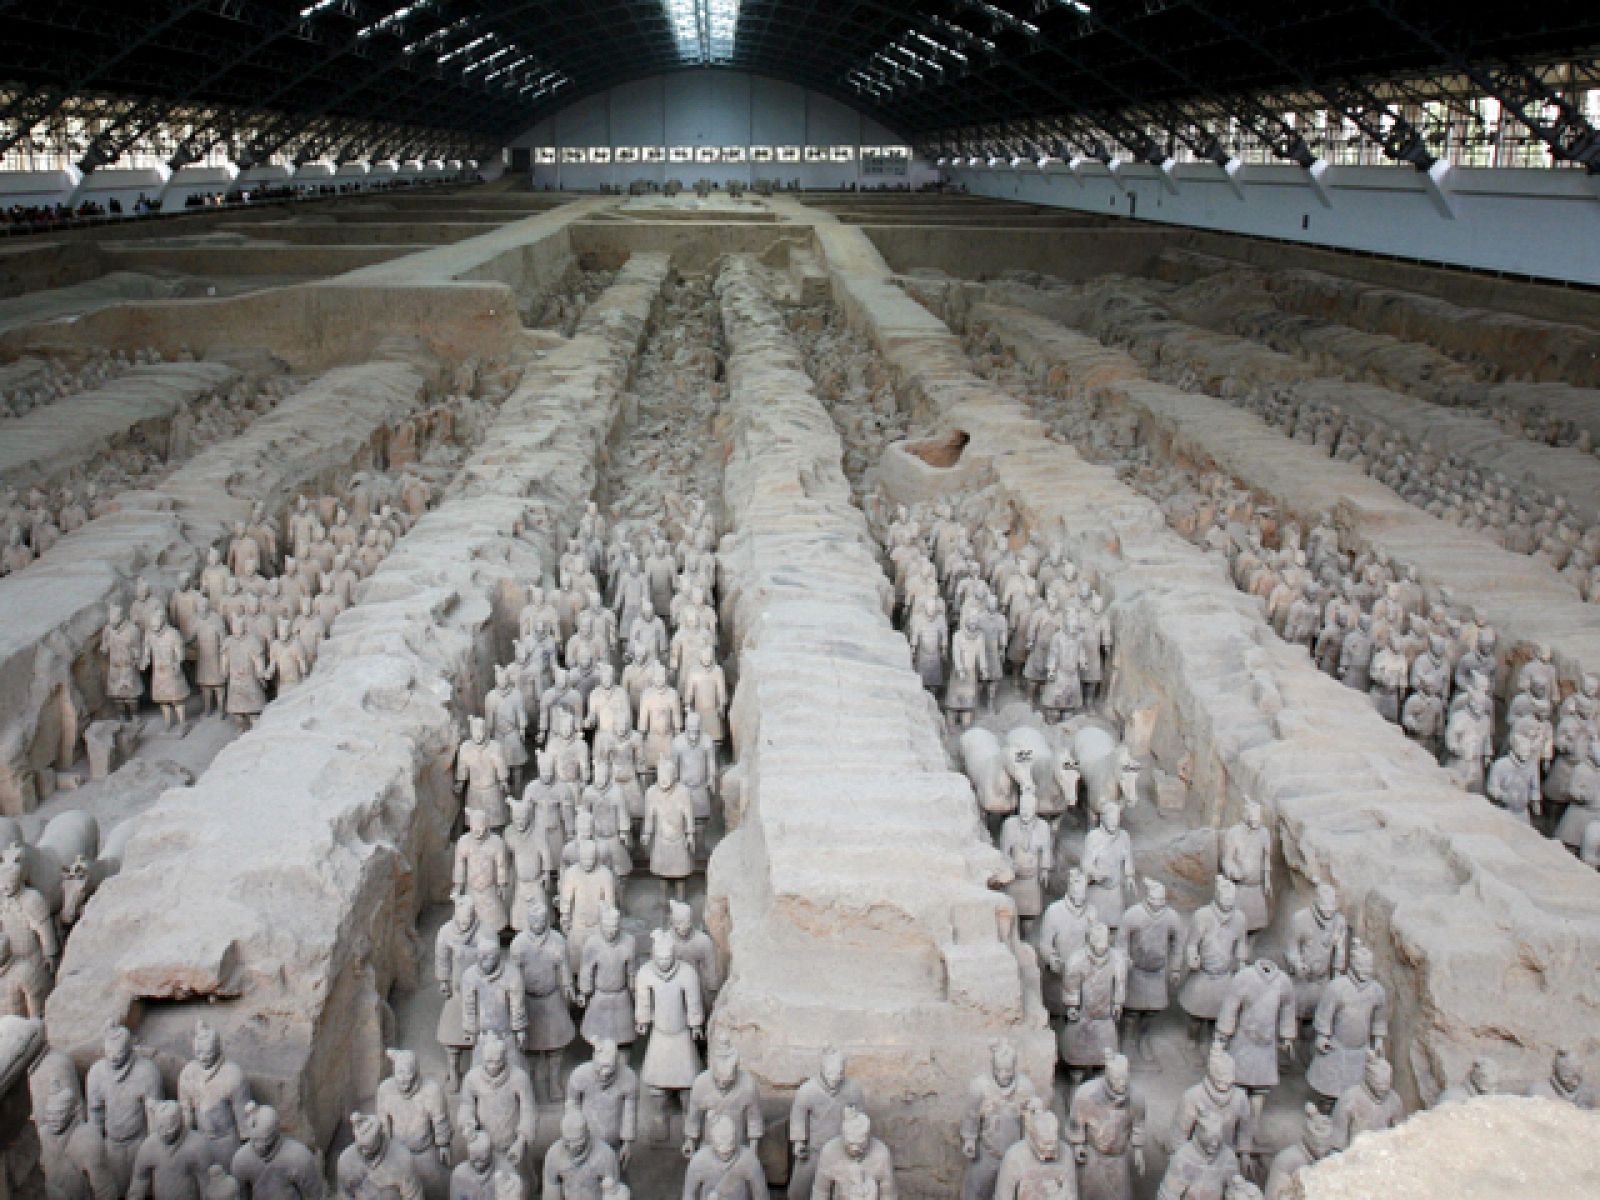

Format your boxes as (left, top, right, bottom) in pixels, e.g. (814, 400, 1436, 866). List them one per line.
(511, 70, 938, 190)
(946, 159, 1600, 287)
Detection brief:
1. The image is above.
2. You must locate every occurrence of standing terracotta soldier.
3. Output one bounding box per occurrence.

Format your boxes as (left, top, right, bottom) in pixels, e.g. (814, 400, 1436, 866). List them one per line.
(958, 1040, 1039, 1200)
(129, 1099, 210, 1200)
(567, 1039, 640, 1168)
(143, 611, 190, 730)
(178, 1023, 253, 1171)
(682, 648, 729, 746)
(1172, 1049, 1253, 1171)
(1117, 880, 1184, 1060)
(461, 944, 529, 1075)
(436, 895, 491, 1091)
(1062, 923, 1129, 1085)
(1037, 869, 1093, 1019)
(1156, 1115, 1236, 1200)
(634, 930, 705, 1142)
(87, 1024, 166, 1194)
(0, 932, 47, 1017)
(1487, 724, 1542, 824)
(449, 1132, 498, 1200)
(220, 615, 268, 731)
(503, 803, 553, 933)
(456, 1034, 537, 1185)
(1263, 1106, 1335, 1200)
(578, 905, 638, 1050)
(683, 1113, 768, 1200)
(946, 612, 986, 730)
(560, 839, 617, 974)
(667, 900, 722, 1010)
(684, 1038, 764, 1160)
(810, 1108, 896, 1200)
(453, 809, 512, 937)
(1179, 879, 1250, 1050)
(486, 667, 530, 796)
(102, 603, 144, 720)
(1067, 1053, 1146, 1200)
(335, 1112, 423, 1200)
(992, 1105, 1076, 1200)
(266, 620, 309, 694)
(1214, 960, 1297, 1123)
(230, 1104, 324, 1200)
(1306, 943, 1388, 1105)
(375, 1050, 451, 1200)
(671, 713, 719, 856)
(643, 759, 696, 903)
(638, 664, 684, 773)
(788, 1049, 866, 1200)
(543, 1108, 622, 1200)
(457, 717, 511, 830)
(997, 789, 1052, 935)
(1219, 803, 1272, 934)
(38, 1080, 118, 1200)
(506, 897, 574, 1103)
(1284, 885, 1347, 1039)
(1080, 803, 1135, 929)
(1329, 1055, 1404, 1149)
(192, 597, 228, 717)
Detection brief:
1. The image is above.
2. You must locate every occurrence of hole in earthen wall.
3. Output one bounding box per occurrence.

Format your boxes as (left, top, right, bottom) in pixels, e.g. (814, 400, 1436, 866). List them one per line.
(905, 428, 970, 468)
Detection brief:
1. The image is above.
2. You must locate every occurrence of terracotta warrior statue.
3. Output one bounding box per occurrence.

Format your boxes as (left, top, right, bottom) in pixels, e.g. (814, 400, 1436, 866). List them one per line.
(635, 929, 706, 1143)
(1067, 1052, 1146, 1200)
(958, 1039, 1039, 1200)
(87, 1023, 166, 1194)
(788, 1048, 866, 1200)
(566, 1038, 640, 1168)
(1117, 879, 1184, 1061)
(375, 1049, 451, 1200)
(682, 1112, 767, 1200)
(177, 1022, 253, 1171)
(809, 1107, 896, 1200)
(993, 1103, 1076, 1200)
(1306, 942, 1388, 1105)
(1179, 878, 1249, 1051)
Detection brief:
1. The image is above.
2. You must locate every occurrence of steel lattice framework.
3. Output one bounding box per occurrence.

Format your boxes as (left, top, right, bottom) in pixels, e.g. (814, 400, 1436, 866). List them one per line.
(0, 0, 1597, 171)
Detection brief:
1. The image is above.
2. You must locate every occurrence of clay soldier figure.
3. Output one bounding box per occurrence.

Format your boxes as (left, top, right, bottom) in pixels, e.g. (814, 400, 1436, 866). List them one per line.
(1037, 869, 1093, 1019)
(683, 647, 729, 746)
(1437, 1057, 1501, 1107)
(635, 929, 706, 1142)
(102, 602, 144, 720)
(946, 612, 985, 729)
(1306, 942, 1388, 1106)
(908, 595, 948, 691)
(1487, 724, 1542, 824)
(38, 1079, 118, 1200)
(1041, 615, 1088, 724)
(1179, 879, 1250, 1051)
(523, 758, 569, 872)
(579, 905, 638, 1049)
(567, 1039, 640, 1168)
(449, 1132, 498, 1200)
(1443, 691, 1494, 793)
(638, 664, 684, 774)
(788, 1049, 866, 1200)
(1219, 803, 1272, 934)
(1062, 923, 1129, 1085)
(998, 789, 1053, 935)
(810, 1107, 897, 1200)
(1214, 959, 1296, 1123)
(587, 664, 635, 764)
(461, 943, 529, 1073)
(231, 1104, 324, 1200)
(0, 847, 56, 974)
(561, 838, 617, 975)
(1263, 1106, 1336, 1200)
(991, 1103, 1075, 1200)
(457, 717, 511, 830)
(958, 1039, 1039, 1200)
(486, 667, 530, 796)
(1174, 1049, 1253, 1171)
(453, 808, 512, 937)
(375, 1050, 451, 1200)
(0, 931, 47, 1017)
(1527, 1049, 1596, 1109)
(457, 1033, 537, 1182)
(667, 900, 722, 1009)
(178, 1023, 254, 1171)
(543, 1108, 622, 1200)
(671, 712, 719, 857)
(221, 615, 268, 730)
(1284, 885, 1347, 1039)
(129, 1099, 210, 1200)
(1081, 802, 1135, 930)
(683, 1112, 769, 1200)
(503, 803, 553, 933)
(1330, 1054, 1404, 1148)
(266, 619, 309, 694)
(189, 597, 228, 717)
(1117, 880, 1184, 1061)
(337, 1111, 423, 1200)
(685, 1037, 764, 1159)
(1067, 1053, 1146, 1200)
(143, 610, 191, 730)
(436, 895, 492, 1092)
(87, 1023, 166, 1193)
(643, 758, 696, 903)
(1159, 1115, 1237, 1200)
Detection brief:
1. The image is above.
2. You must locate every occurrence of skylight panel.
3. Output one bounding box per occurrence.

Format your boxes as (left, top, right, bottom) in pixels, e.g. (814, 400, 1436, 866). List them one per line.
(662, 0, 740, 63)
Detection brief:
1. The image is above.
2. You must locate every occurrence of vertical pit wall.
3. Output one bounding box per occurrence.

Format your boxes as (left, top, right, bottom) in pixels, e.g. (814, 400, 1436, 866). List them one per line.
(705, 254, 1053, 1198)
(47, 255, 673, 1148)
(798, 215, 1600, 1105)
